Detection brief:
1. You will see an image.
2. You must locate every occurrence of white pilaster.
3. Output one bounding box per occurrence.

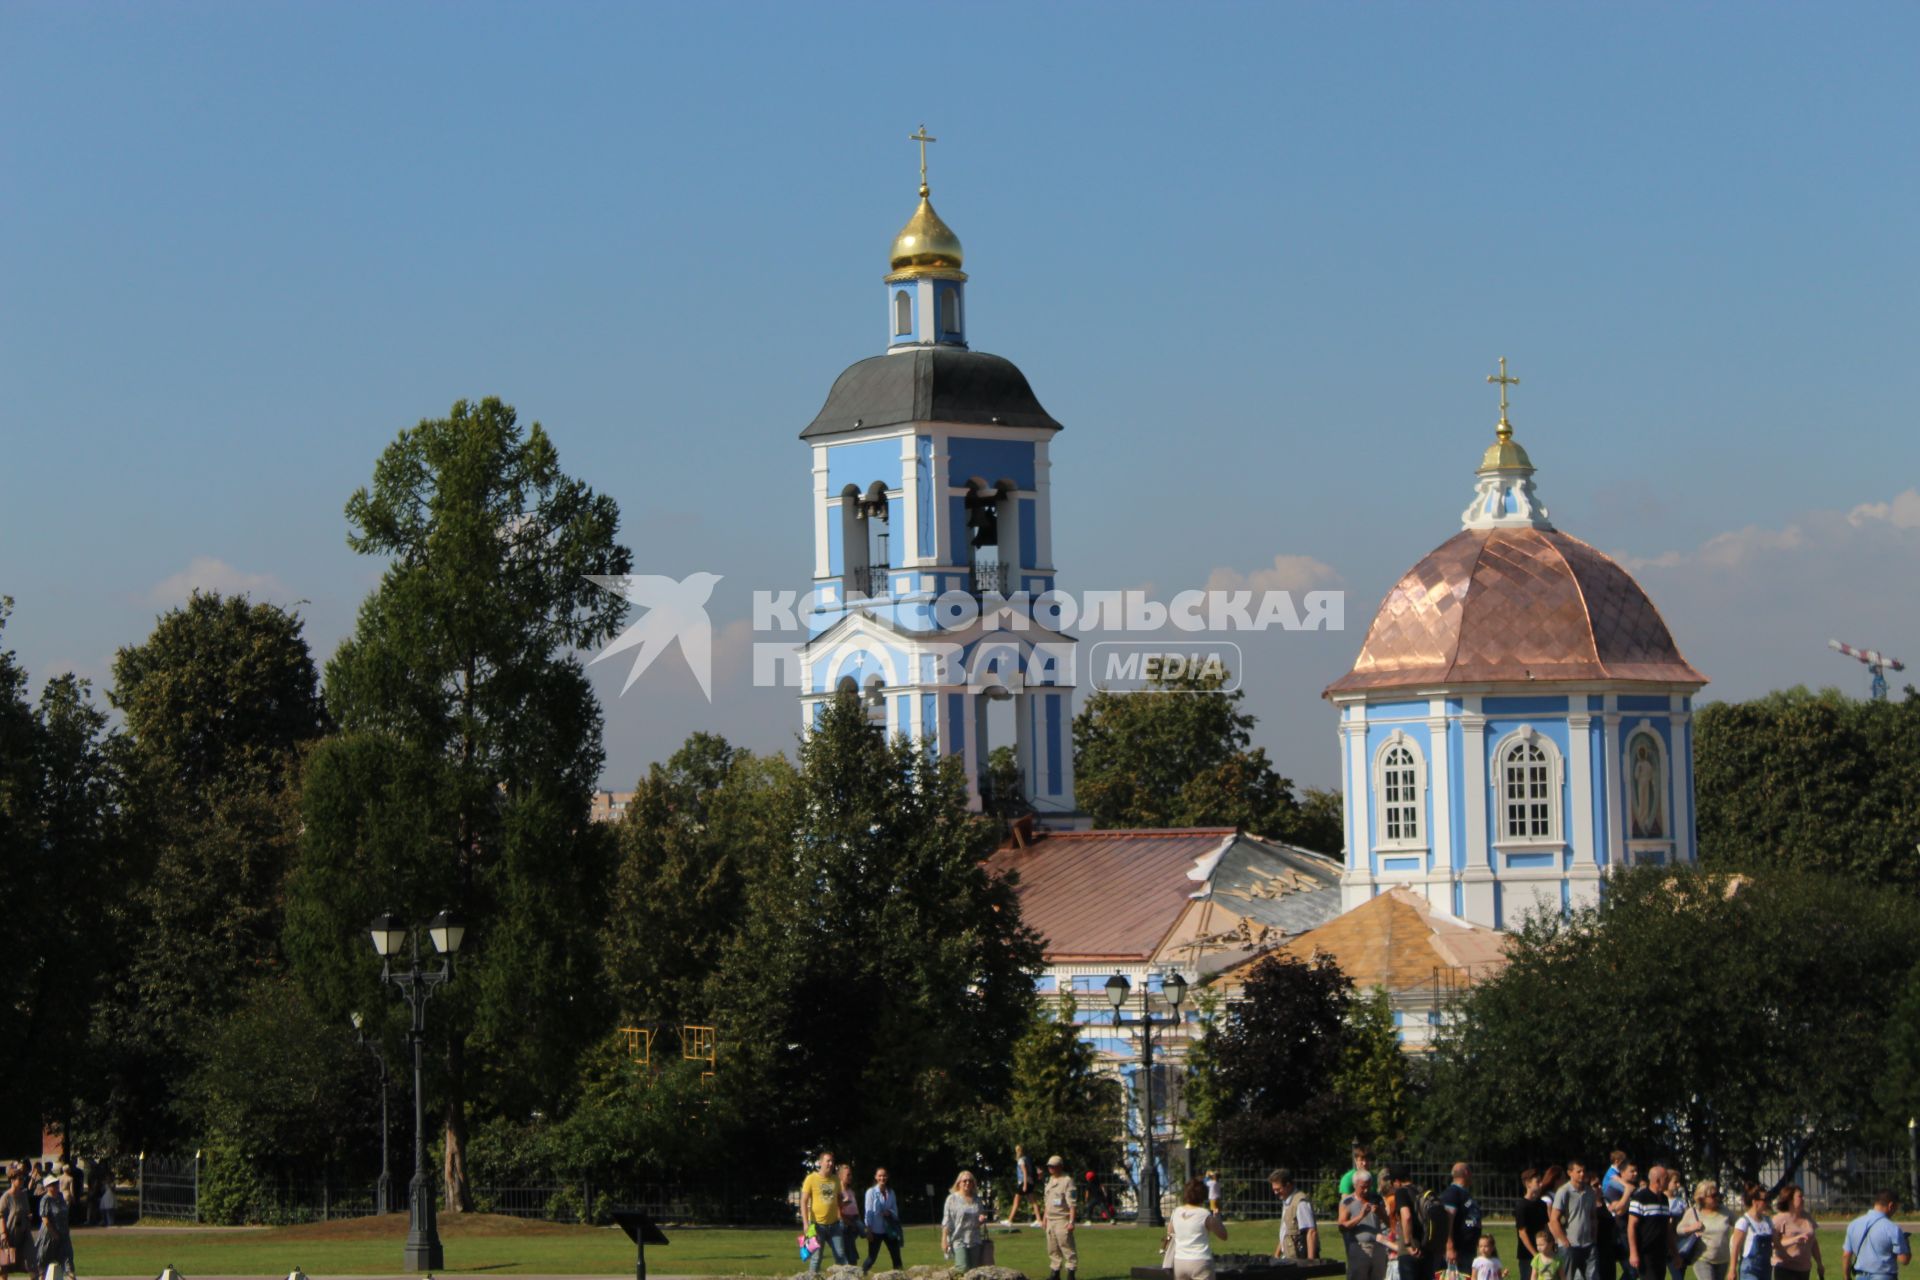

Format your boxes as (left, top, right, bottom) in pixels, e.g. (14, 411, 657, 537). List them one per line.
(1033, 438, 1055, 572)
(1462, 711, 1489, 872)
(899, 434, 921, 565)
(812, 445, 831, 579)
(1426, 701, 1452, 874)
(1568, 713, 1595, 870)
(926, 434, 951, 567)
(1346, 706, 1371, 871)
(1602, 700, 1624, 869)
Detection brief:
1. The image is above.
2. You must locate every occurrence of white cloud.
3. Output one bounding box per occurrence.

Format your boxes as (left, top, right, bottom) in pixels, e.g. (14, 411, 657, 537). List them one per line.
(1206, 553, 1343, 595)
(148, 556, 290, 605)
(1848, 489, 1920, 530)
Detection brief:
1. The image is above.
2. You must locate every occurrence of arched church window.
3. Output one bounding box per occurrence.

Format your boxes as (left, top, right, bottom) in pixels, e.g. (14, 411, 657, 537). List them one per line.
(940, 287, 959, 333)
(1375, 737, 1423, 846)
(1497, 734, 1562, 842)
(894, 290, 912, 336)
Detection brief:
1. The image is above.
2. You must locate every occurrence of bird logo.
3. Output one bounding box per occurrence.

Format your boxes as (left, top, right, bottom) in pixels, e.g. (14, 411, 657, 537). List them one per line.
(586, 572, 724, 700)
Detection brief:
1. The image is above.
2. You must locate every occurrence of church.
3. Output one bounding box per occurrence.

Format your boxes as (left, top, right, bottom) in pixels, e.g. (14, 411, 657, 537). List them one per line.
(797, 134, 1707, 938)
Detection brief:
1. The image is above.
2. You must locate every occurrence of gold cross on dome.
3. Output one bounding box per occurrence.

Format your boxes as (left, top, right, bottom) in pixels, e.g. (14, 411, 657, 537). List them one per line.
(1487, 356, 1521, 438)
(909, 124, 936, 192)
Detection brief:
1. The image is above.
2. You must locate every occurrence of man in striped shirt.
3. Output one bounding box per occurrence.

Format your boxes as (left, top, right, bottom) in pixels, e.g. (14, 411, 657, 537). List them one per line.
(1628, 1167, 1675, 1280)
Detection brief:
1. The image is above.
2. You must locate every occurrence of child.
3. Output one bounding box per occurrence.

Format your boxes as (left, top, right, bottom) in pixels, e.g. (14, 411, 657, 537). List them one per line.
(1474, 1235, 1511, 1280)
(1530, 1232, 1562, 1280)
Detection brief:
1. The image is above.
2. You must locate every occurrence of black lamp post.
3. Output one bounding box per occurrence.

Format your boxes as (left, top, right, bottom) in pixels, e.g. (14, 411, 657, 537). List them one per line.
(350, 1011, 392, 1213)
(369, 909, 464, 1271)
(1105, 971, 1187, 1228)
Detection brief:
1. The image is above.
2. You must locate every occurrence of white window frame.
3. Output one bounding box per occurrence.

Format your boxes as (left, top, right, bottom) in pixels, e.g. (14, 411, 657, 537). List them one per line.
(1371, 730, 1427, 851)
(1492, 725, 1564, 847)
(893, 289, 913, 336)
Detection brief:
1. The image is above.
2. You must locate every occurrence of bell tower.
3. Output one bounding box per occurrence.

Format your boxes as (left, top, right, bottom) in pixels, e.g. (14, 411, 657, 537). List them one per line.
(796, 130, 1075, 817)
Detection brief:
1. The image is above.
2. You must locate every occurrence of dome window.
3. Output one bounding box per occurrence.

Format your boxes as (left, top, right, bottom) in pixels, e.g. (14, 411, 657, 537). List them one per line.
(1496, 731, 1563, 844)
(893, 290, 913, 336)
(940, 287, 960, 334)
(1374, 734, 1425, 847)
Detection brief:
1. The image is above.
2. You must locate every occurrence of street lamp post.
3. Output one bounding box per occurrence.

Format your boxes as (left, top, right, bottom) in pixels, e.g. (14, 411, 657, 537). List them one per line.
(369, 909, 465, 1272)
(350, 1011, 392, 1213)
(1105, 971, 1188, 1228)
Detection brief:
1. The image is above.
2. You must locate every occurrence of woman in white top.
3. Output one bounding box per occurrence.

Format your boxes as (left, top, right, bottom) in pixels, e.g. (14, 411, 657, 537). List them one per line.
(1164, 1178, 1229, 1280)
(1727, 1183, 1775, 1280)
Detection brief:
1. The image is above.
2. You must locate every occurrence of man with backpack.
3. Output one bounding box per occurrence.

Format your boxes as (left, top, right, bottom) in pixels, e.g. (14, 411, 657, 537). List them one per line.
(1387, 1166, 1449, 1280)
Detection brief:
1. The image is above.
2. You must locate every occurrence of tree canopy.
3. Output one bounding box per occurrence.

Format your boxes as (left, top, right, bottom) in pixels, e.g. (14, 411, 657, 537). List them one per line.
(1695, 686, 1920, 887)
(1073, 666, 1340, 853)
(1423, 864, 1918, 1182)
(285, 397, 631, 1207)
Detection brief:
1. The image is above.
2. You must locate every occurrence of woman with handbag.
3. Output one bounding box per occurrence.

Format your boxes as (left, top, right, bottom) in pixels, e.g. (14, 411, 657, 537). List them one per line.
(1677, 1181, 1732, 1280)
(0, 1166, 34, 1280)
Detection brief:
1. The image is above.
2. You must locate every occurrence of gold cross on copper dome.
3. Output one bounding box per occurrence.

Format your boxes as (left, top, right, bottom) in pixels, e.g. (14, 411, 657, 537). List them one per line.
(909, 124, 936, 195)
(1487, 356, 1521, 441)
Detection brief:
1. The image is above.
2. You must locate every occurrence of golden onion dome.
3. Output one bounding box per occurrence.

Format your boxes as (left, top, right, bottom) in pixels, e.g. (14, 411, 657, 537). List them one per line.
(1479, 429, 1535, 472)
(887, 185, 966, 280)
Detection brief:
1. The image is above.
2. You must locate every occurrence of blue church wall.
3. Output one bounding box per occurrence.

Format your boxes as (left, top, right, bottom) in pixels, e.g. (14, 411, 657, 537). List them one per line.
(1019, 498, 1038, 570)
(922, 695, 937, 743)
(826, 514, 844, 578)
(1483, 695, 1568, 714)
(948, 693, 965, 757)
(947, 495, 968, 566)
(827, 439, 903, 494)
(1365, 699, 1428, 720)
(947, 437, 1036, 490)
(1619, 694, 1670, 712)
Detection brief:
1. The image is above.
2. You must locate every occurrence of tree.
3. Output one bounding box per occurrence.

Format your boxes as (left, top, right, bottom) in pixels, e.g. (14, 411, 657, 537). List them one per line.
(1423, 865, 1917, 1182)
(1695, 686, 1920, 887)
(1335, 986, 1414, 1150)
(0, 600, 129, 1154)
(1184, 953, 1354, 1164)
(988, 998, 1122, 1178)
(704, 690, 1043, 1181)
(1074, 666, 1338, 851)
(286, 397, 630, 1209)
(602, 733, 798, 1027)
(87, 592, 326, 1154)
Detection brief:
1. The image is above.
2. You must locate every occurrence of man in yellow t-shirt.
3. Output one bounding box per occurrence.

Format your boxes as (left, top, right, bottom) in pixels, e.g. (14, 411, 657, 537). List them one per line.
(800, 1151, 846, 1275)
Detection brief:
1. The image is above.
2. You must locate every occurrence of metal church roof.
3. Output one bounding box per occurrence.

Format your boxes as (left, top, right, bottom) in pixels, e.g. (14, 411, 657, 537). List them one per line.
(801, 347, 1064, 439)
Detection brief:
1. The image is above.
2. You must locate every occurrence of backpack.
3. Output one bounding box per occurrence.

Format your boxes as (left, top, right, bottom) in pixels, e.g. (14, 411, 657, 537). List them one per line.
(1401, 1186, 1449, 1248)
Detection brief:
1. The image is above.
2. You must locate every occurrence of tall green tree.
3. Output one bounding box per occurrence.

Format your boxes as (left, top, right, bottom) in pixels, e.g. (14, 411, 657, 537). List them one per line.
(1335, 986, 1414, 1150)
(89, 591, 327, 1153)
(1424, 865, 1916, 1182)
(1073, 667, 1339, 853)
(988, 998, 1122, 1178)
(705, 691, 1043, 1181)
(602, 732, 798, 1027)
(1185, 952, 1353, 1164)
(0, 601, 128, 1153)
(1695, 686, 1920, 886)
(286, 397, 630, 1209)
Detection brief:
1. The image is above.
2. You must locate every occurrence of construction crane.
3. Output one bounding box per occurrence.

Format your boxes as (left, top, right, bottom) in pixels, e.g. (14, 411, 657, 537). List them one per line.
(1829, 639, 1907, 702)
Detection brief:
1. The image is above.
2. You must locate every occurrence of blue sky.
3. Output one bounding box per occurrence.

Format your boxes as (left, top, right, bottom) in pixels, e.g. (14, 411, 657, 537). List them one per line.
(4, 1, 1917, 791)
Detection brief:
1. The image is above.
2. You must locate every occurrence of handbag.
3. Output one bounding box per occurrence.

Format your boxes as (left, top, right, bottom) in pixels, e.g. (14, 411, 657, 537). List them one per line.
(980, 1238, 997, 1267)
(1675, 1209, 1705, 1265)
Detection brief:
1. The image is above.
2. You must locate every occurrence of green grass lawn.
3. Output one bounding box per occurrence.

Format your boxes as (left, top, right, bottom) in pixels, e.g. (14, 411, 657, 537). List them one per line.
(74, 1216, 1863, 1279)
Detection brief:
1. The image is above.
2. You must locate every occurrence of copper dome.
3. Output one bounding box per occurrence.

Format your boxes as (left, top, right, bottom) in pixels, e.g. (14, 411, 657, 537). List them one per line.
(1326, 526, 1706, 695)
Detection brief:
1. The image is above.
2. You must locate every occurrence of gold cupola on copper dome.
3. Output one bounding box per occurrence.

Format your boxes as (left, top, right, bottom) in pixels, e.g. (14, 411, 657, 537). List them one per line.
(887, 125, 966, 281)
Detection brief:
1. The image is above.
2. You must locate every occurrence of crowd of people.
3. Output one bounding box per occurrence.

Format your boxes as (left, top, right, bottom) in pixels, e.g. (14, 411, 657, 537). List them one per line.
(795, 1148, 1092, 1280)
(785, 1143, 1914, 1280)
(1321, 1149, 1911, 1280)
(0, 1161, 91, 1280)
